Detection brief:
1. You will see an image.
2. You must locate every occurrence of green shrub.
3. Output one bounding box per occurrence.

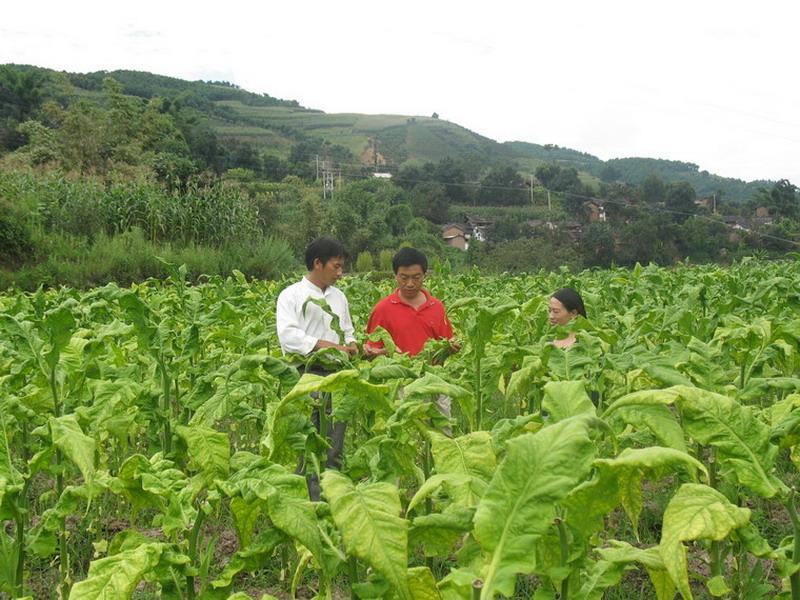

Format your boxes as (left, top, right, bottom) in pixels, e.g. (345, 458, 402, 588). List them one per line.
(355, 251, 374, 272)
(0, 205, 35, 267)
(379, 249, 394, 271)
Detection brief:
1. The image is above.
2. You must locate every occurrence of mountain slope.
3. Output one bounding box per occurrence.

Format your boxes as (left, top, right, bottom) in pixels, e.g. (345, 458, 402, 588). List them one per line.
(3, 64, 773, 200)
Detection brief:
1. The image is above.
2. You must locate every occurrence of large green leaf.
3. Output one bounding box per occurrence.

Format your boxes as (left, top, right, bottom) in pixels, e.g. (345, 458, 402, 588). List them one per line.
(596, 541, 675, 600)
(50, 414, 96, 483)
(211, 528, 285, 589)
(175, 424, 230, 485)
(472, 416, 597, 598)
(407, 566, 443, 600)
(603, 388, 686, 452)
(407, 473, 485, 514)
(223, 457, 328, 571)
(429, 431, 496, 507)
(404, 373, 474, 429)
(659, 483, 750, 600)
(606, 385, 785, 497)
(564, 447, 706, 539)
(68, 542, 164, 599)
(284, 370, 387, 404)
(409, 507, 475, 557)
(672, 386, 785, 498)
(43, 301, 76, 369)
(321, 471, 411, 600)
(542, 380, 595, 422)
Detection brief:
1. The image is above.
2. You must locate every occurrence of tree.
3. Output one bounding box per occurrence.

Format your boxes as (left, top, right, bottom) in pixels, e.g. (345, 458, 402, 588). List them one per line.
(750, 179, 798, 220)
(616, 214, 678, 265)
(0, 67, 46, 149)
(675, 218, 728, 262)
(665, 181, 696, 223)
(640, 173, 666, 204)
(486, 217, 523, 243)
(408, 182, 450, 223)
(478, 166, 527, 206)
(535, 163, 561, 189)
(580, 223, 615, 267)
(262, 155, 289, 182)
(433, 157, 467, 204)
(599, 164, 622, 183)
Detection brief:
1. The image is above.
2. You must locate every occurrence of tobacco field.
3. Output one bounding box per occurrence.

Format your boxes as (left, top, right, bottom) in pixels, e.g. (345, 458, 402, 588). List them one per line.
(1, 258, 800, 600)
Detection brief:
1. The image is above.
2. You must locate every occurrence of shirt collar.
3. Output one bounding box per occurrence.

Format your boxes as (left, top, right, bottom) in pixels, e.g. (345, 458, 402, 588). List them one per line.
(390, 288, 433, 306)
(302, 276, 329, 295)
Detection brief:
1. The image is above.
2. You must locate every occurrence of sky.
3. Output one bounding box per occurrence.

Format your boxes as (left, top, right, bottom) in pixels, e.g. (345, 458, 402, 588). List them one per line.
(2, 0, 799, 184)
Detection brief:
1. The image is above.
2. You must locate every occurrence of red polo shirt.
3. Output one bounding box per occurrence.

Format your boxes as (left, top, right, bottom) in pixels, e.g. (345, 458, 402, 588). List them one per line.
(366, 289, 454, 356)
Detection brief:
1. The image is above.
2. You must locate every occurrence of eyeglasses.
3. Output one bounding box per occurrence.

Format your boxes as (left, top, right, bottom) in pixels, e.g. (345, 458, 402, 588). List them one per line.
(397, 274, 424, 283)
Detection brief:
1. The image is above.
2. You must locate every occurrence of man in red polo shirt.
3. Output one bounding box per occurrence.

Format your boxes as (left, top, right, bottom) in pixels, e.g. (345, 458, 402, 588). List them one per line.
(364, 247, 456, 357)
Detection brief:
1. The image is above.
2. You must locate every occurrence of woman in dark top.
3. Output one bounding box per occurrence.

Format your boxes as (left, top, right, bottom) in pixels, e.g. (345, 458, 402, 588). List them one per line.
(548, 287, 586, 349)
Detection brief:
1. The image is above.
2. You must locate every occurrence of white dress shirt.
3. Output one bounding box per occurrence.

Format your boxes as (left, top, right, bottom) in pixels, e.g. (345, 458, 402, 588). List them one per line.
(276, 277, 356, 355)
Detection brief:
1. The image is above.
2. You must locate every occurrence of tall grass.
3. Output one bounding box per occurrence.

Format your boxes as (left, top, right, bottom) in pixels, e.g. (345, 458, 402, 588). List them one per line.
(0, 171, 300, 288)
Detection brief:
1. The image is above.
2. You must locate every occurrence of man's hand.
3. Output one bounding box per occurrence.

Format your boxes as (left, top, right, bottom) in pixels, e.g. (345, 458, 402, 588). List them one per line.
(448, 337, 462, 353)
(314, 339, 358, 357)
(364, 343, 389, 359)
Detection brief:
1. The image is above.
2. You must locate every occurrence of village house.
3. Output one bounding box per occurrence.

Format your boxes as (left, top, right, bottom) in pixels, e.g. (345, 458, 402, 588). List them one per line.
(441, 223, 469, 250)
(465, 216, 494, 242)
(584, 200, 607, 222)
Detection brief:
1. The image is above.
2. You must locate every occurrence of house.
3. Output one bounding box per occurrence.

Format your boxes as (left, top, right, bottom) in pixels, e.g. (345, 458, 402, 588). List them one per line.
(723, 216, 749, 231)
(441, 224, 469, 250)
(525, 219, 558, 233)
(562, 221, 583, 241)
(584, 200, 607, 223)
(372, 172, 393, 179)
(465, 216, 494, 242)
(695, 197, 713, 211)
(755, 206, 770, 218)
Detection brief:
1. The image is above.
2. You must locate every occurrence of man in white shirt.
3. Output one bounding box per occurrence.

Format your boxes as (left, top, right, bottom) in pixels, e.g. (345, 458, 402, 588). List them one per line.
(276, 236, 357, 357)
(275, 236, 357, 499)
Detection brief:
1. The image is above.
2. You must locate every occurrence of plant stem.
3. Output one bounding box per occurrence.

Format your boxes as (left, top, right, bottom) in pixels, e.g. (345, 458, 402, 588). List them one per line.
(160, 361, 172, 454)
(186, 506, 207, 600)
(472, 579, 483, 600)
(475, 355, 482, 431)
(555, 516, 570, 600)
(422, 438, 434, 570)
(785, 493, 800, 600)
(50, 363, 69, 599)
(708, 449, 724, 578)
(348, 555, 359, 598)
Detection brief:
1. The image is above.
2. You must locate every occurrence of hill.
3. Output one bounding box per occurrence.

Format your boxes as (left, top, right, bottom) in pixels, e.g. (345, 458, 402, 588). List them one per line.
(1, 64, 774, 200)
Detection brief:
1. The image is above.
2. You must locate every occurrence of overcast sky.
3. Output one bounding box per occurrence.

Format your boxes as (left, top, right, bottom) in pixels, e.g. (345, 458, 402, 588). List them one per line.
(2, 0, 798, 184)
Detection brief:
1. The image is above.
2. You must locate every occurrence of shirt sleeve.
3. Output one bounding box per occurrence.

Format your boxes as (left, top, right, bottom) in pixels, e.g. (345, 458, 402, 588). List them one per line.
(276, 289, 318, 355)
(365, 305, 385, 349)
(340, 296, 356, 345)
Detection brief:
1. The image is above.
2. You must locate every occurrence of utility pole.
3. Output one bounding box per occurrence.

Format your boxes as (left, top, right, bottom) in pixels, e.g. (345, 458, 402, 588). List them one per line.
(322, 159, 334, 200)
(547, 189, 552, 212)
(315, 155, 319, 180)
(530, 175, 534, 205)
(712, 193, 717, 214)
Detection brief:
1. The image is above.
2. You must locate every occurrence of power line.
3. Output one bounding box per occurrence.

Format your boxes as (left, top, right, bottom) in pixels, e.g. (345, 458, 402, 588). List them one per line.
(305, 159, 800, 248)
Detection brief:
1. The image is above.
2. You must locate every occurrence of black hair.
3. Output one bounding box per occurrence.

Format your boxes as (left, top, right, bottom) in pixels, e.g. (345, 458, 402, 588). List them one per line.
(552, 287, 587, 318)
(392, 247, 428, 274)
(305, 237, 346, 271)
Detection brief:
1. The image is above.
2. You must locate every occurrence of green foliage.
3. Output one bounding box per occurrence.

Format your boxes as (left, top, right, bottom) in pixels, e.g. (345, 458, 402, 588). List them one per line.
(479, 165, 528, 206)
(0, 259, 798, 597)
(355, 251, 374, 272)
(378, 249, 394, 271)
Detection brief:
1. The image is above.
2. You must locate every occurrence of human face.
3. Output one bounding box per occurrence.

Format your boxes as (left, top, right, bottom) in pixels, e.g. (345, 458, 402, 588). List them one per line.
(312, 256, 344, 289)
(549, 297, 577, 326)
(395, 265, 425, 301)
